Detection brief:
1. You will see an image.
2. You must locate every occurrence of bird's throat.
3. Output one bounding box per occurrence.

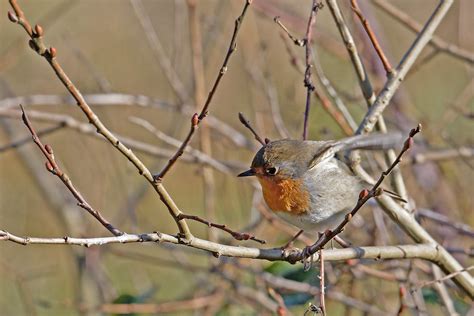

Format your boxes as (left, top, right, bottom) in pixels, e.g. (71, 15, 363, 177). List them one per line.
(257, 176, 309, 215)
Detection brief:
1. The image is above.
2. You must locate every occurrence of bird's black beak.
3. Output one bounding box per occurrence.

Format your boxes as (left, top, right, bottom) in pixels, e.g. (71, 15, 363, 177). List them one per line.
(237, 169, 255, 177)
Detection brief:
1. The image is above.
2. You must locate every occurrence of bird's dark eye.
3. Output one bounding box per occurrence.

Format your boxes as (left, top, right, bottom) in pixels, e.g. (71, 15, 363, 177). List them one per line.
(265, 167, 278, 176)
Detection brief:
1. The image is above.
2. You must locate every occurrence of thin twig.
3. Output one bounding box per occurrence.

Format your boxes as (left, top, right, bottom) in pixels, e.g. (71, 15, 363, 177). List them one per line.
(409, 147, 474, 165)
(8, 0, 192, 238)
(0, 93, 252, 149)
(350, 0, 393, 75)
(19, 105, 123, 236)
(326, 0, 409, 201)
(278, 32, 355, 135)
(372, 0, 474, 64)
(0, 108, 246, 174)
(155, 114, 199, 181)
(312, 48, 357, 133)
(274, 16, 305, 46)
(155, 0, 253, 180)
(238, 112, 266, 145)
(356, 0, 455, 134)
(129, 116, 232, 174)
(130, 0, 190, 103)
(430, 264, 460, 316)
(302, 1, 322, 140)
(176, 213, 266, 244)
(417, 208, 474, 237)
(412, 266, 474, 291)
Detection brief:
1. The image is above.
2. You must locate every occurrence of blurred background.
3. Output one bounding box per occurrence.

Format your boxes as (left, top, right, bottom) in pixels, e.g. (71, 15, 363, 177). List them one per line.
(0, 0, 472, 315)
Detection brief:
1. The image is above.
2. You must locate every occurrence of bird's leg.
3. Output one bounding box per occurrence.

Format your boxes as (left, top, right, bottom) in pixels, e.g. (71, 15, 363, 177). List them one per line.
(280, 229, 304, 250)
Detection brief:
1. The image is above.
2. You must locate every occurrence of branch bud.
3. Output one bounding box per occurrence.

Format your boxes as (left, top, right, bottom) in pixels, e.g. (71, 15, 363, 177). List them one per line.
(34, 24, 44, 37)
(49, 47, 57, 58)
(45, 144, 53, 155)
(45, 161, 54, 172)
(191, 113, 199, 127)
(7, 11, 18, 23)
(358, 189, 369, 200)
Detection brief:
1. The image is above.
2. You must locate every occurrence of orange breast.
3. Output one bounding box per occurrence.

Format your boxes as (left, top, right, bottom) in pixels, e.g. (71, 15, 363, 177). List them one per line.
(258, 176, 309, 215)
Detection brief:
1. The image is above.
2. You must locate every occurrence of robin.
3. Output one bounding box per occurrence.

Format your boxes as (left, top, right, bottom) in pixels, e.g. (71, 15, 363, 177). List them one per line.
(238, 133, 402, 233)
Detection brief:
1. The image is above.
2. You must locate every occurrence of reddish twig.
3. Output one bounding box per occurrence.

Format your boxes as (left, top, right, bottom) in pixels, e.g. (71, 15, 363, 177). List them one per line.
(273, 3, 323, 140)
(302, 1, 323, 140)
(177, 213, 266, 245)
(238, 112, 266, 146)
(155, 114, 198, 181)
(278, 32, 355, 135)
(350, 0, 393, 75)
(19, 105, 123, 236)
(286, 124, 422, 263)
(8, 2, 192, 238)
(396, 285, 406, 315)
(157, 0, 253, 181)
(266, 287, 288, 316)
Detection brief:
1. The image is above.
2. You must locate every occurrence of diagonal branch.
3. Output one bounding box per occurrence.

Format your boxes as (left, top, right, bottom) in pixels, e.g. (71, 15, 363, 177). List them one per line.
(8, 0, 192, 239)
(155, 0, 253, 180)
(302, 1, 323, 140)
(356, 0, 455, 135)
(20, 105, 123, 236)
(350, 0, 393, 75)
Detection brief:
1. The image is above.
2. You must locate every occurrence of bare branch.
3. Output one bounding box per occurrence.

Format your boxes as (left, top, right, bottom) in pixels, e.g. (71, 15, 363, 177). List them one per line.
(8, 0, 193, 238)
(177, 213, 266, 244)
(356, 0, 455, 134)
(238, 112, 266, 146)
(154, 0, 253, 181)
(350, 0, 393, 75)
(302, 1, 323, 140)
(372, 0, 474, 64)
(20, 105, 123, 236)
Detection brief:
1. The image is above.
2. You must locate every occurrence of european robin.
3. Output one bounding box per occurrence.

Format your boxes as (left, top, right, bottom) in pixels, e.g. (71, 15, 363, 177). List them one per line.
(238, 133, 402, 233)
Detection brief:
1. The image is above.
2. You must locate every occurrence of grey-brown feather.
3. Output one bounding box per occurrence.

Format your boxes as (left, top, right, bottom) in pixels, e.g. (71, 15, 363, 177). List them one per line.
(249, 133, 402, 231)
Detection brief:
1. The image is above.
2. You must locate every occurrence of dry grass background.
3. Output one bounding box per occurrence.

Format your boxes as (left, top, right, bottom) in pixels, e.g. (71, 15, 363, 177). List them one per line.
(0, 0, 473, 315)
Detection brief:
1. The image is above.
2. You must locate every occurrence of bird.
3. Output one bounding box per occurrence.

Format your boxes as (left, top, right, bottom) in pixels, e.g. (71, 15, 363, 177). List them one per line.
(238, 133, 402, 233)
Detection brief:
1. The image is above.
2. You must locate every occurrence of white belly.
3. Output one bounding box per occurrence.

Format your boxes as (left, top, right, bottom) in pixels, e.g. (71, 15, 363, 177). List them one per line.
(275, 210, 348, 233)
